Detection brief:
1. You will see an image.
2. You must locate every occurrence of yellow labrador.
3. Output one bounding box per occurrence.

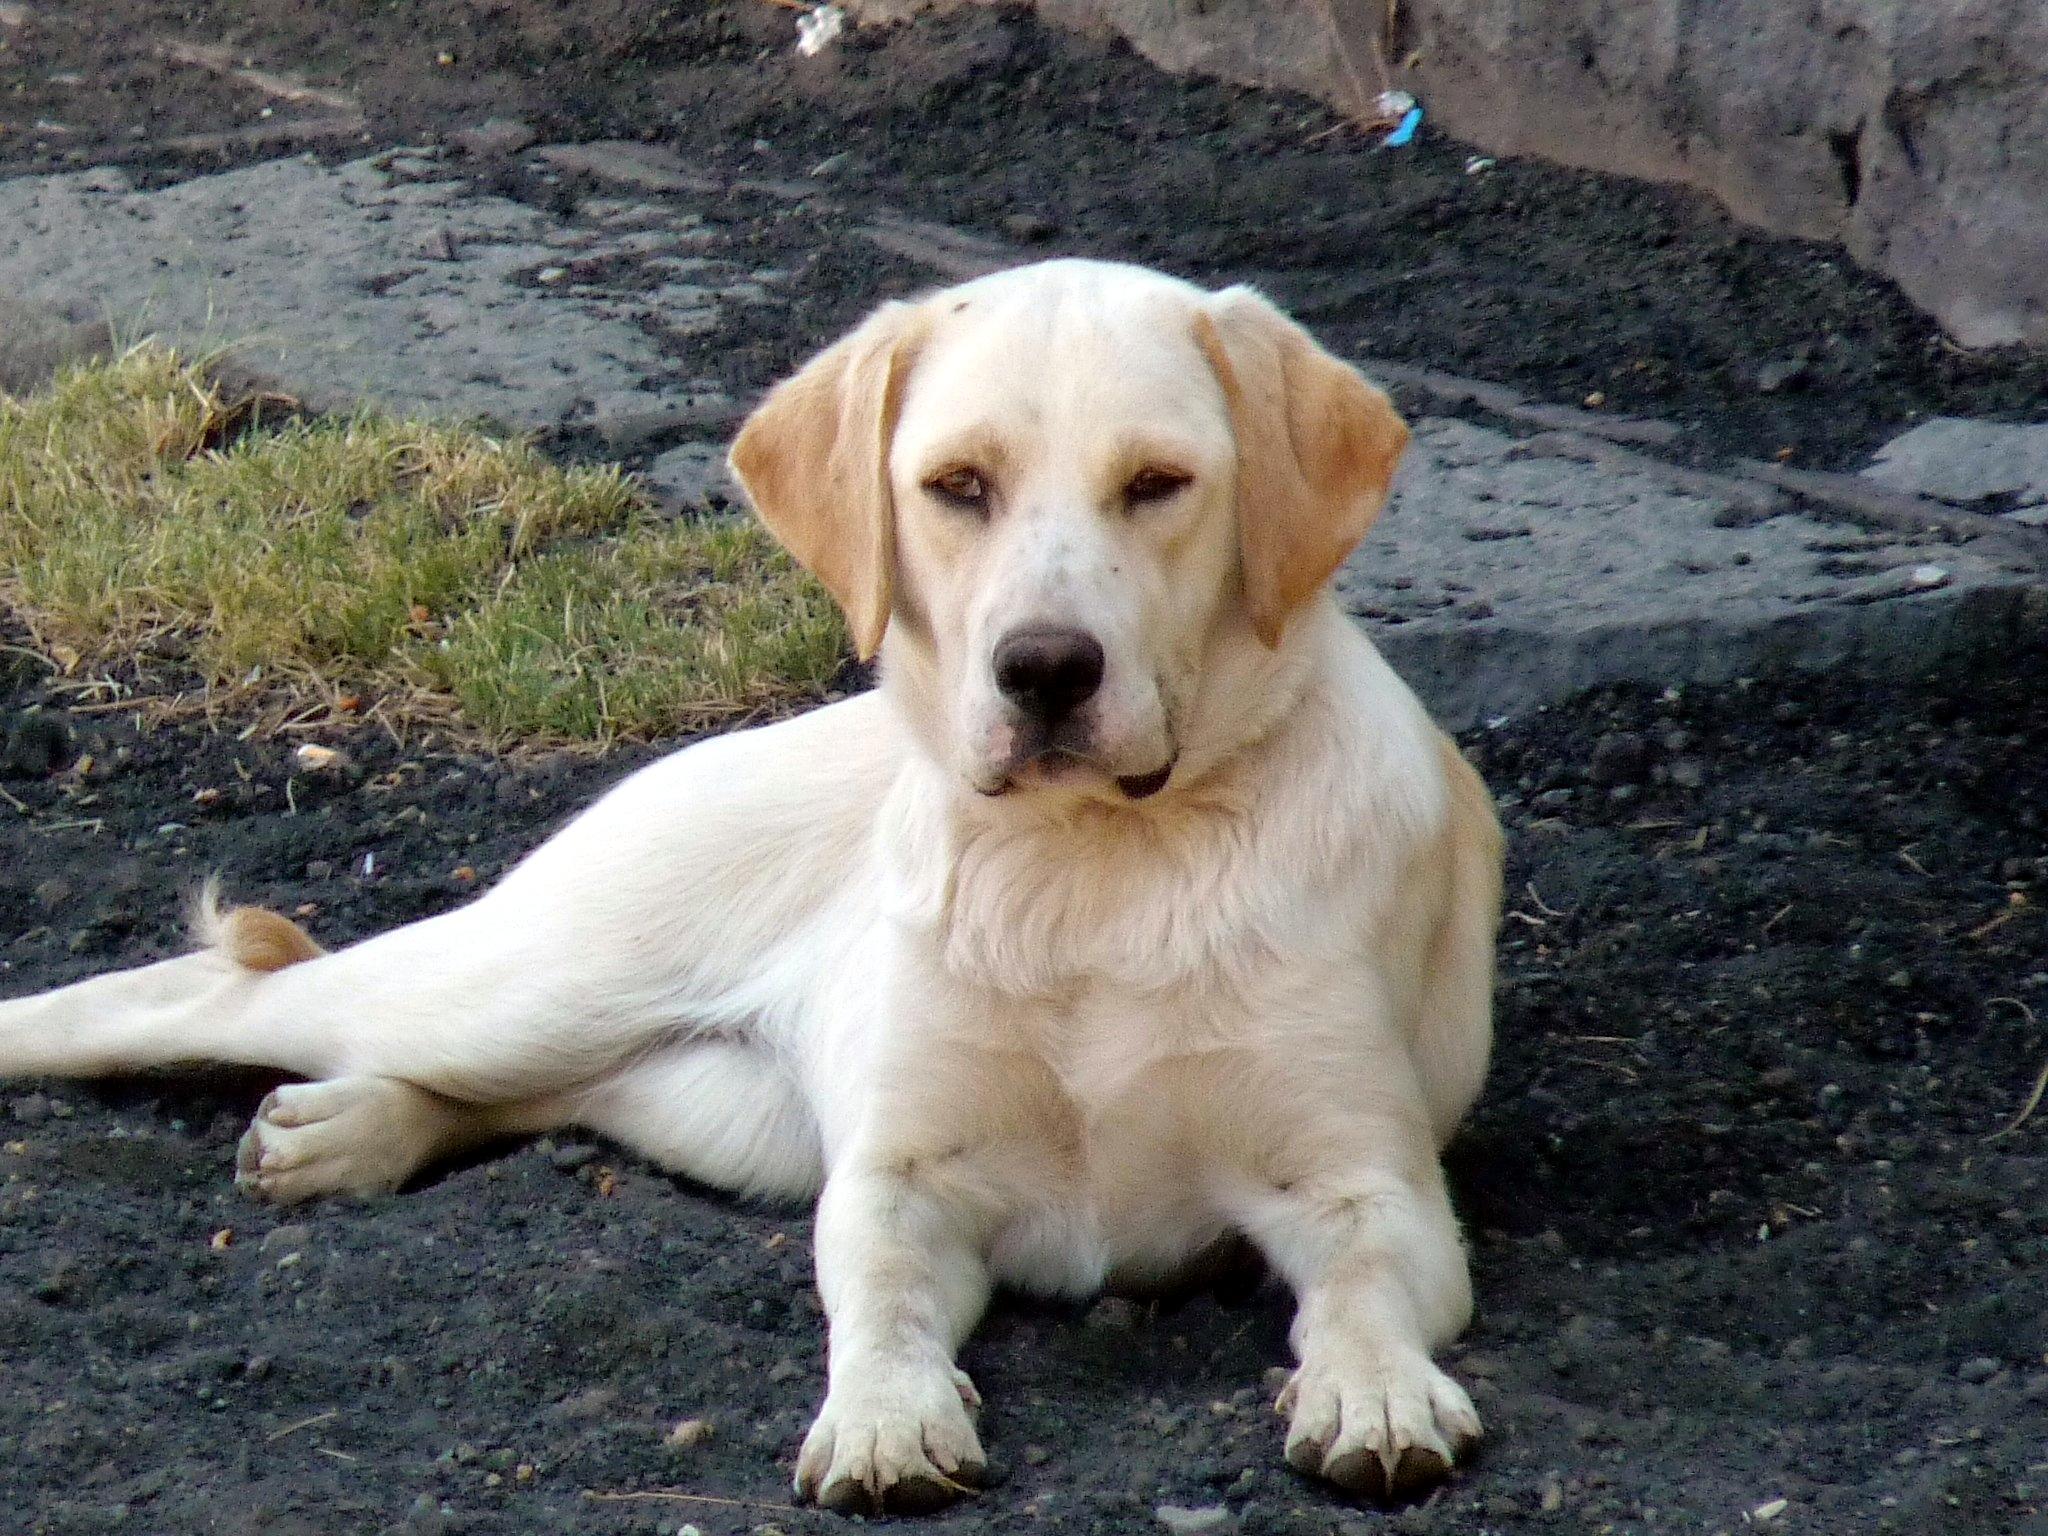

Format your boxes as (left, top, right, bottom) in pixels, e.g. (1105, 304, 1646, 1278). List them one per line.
(0, 260, 1502, 1512)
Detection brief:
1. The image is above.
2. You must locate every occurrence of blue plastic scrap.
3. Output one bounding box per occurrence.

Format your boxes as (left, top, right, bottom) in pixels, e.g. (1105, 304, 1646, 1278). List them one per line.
(1384, 105, 1424, 148)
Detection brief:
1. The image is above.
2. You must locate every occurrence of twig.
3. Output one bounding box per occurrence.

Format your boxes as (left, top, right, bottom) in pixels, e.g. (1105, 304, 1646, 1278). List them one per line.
(66, 695, 175, 714)
(1761, 903, 1794, 935)
(1525, 881, 1567, 918)
(1967, 897, 2030, 942)
(1986, 999, 2045, 1142)
(157, 40, 359, 115)
(583, 1489, 801, 1512)
(266, 1409, 337, 1442)
(314, 1447, 358, 1463)
(0, 782, 28, 815)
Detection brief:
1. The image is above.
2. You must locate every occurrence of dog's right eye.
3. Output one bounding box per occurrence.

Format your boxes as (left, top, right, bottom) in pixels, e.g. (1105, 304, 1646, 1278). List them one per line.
(926, 468, 991, 512)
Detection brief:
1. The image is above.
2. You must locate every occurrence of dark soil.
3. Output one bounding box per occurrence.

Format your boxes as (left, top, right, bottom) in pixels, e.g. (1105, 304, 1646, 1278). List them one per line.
(4, 641, 2047, 1536)
(5, 2, 2048, 470)
(4, 3, 2048, 1534)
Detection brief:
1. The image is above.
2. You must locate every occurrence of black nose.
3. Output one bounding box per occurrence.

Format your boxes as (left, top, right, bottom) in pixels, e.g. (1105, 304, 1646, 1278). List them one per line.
(993, 627, 1106, 721)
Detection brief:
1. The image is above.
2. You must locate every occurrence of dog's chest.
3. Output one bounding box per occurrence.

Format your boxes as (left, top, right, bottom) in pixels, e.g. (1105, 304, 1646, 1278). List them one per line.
(985, 986, 1245, 1295)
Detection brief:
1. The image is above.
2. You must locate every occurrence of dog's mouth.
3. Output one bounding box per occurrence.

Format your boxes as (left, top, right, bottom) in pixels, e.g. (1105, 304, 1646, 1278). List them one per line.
(981, 747, 1176, 801)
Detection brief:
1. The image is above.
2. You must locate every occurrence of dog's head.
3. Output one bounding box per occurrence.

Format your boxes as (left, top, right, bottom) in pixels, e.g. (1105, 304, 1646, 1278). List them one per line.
(730, 260, 1407, 803)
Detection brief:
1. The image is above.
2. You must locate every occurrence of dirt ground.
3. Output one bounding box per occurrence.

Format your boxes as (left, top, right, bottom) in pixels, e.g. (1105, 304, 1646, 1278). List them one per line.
(3, 3, 2048, 1534)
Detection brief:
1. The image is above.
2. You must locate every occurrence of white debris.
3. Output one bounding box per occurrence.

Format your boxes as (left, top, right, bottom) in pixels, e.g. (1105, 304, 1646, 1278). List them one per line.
(1908, 563, 1950, 589)
(796, 4, 845, 57)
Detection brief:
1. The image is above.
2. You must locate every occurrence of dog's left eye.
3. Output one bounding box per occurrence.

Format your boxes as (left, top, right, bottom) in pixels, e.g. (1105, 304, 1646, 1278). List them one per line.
(927, 468, 991, 511)
(1124, 468, 1192, 508)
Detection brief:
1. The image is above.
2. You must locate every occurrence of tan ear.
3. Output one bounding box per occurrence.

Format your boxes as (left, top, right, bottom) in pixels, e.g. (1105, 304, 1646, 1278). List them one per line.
(728, 300, 927, 660)
(1195, 286, 1410, 647)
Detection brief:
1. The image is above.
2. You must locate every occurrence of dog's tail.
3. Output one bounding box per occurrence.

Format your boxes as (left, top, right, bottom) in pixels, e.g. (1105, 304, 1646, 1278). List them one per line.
(189, 876, 326, 973)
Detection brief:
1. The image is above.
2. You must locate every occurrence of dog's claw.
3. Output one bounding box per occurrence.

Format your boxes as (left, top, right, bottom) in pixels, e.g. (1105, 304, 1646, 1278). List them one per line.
(1277, 1353, 1478, 1504)
(795, 1366, 986, 1513)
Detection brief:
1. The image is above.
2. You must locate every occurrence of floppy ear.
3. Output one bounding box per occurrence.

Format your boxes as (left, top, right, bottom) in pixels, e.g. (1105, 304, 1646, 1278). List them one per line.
(728, 300, 927, 660)
(1194, 286, 1410, 647)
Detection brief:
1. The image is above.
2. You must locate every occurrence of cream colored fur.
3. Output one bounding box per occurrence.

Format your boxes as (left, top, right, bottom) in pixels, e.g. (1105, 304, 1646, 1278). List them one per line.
(0, 260, 1503, 1514)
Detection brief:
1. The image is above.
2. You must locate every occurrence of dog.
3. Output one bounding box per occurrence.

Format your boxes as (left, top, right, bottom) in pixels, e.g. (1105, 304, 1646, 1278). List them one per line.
(0, 259, 1503, 1513)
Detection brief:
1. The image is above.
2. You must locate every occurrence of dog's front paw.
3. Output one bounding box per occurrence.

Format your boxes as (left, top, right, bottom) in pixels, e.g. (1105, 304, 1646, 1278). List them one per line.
(795, 1365, 986, 1514)
(1275, 1348, 1480, 1502)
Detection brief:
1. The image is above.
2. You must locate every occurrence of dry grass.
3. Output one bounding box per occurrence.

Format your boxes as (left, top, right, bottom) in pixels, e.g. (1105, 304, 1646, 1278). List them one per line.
(0, 345, 845, 744)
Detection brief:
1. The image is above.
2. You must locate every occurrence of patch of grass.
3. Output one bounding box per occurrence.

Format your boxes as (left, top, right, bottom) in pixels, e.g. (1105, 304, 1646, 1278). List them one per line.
(0, 344, 845, 743)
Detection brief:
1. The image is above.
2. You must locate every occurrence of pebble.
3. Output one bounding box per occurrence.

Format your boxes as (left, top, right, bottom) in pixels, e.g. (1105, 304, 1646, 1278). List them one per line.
(1668, 758, 1707, 790)
(1539, 1475, 1565, 1512)
(549, 1143, 599, 1172)
(1588, 731, 1651, 786)
(450, 117, 538, 157)
(1085, 1297, 1144, 1329)
(261, 1224, 312, 1254)
(11, 1092, 51, 1125)
(1002, 211, 1059, 242)
(664, 1416, 715, 1450)
(1957, 1356, 2001, 1383)
(1154, 1504, 1234, 1536)
(1755, 357, 1811, 393)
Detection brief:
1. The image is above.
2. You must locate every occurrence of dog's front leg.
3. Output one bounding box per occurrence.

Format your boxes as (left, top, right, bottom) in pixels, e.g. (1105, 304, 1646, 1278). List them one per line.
(797, 974, 1085, 1514)
(799, 1146, 994, 1514)
(1219, 1065, 1482, 1503)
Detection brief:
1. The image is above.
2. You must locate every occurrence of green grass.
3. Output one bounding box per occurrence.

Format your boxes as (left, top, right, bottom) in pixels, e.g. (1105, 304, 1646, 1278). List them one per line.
(0, 345, 846, 743)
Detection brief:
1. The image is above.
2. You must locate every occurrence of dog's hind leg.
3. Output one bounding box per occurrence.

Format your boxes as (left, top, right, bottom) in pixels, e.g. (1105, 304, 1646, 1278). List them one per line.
(0, 899, 334, 1080)
(234, 1039, 823, 1206)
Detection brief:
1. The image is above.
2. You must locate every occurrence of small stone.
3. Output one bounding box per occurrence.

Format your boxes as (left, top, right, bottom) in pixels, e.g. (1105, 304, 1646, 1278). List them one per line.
(1588, 731, 1651, 786)
(3, 711, 74, 778)
(1154, 1504, 1234, 1536)
(549, 1143, 599, 1171)
(1957, 1356, 2001, 1383)
(11, 1092, 51, 1125)
(450, 117, 537, 157)
(1085, 1297, 1144, 1329)
(665, 1417, 714, 1450)
(1755, 357, 1810, 393)
(1668, 759, 1707, 790)
(1022, 1443, 1052, 1465)
(261, 1224, 312, 1254)
(1002, 211, 1058, 243)
(1539, 1476, 1565, 1512)
(766, 1358, 803, 1383)
(1534, 787, 1574, 810)
(1907, 563, 1949, 590)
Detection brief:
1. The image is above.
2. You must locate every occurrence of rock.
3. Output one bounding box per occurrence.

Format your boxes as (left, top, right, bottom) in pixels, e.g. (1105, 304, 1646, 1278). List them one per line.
(549, 1143, 599, 1171)
(1863, 417, 2048, 505)
(1668, 758, 1707, 790)
(1155, 1504, 1235, 1536)
(1085, 1297, 1144, 1329)
(665, 1416, 715, 1450)
(1957, 1356, 2002, 1383)
(3, 711, 75, 778)
(1755, 356, 1811, 393)
(0, 294, 113, 395)
(643, 440, 736, 512)
(449, 117, 538, 157)
(1588, 731, 1651, 786)
(1002, 211, 1059, 242)
(261, 1224, 313, 1254)
(10, 1092, 51, 1126)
